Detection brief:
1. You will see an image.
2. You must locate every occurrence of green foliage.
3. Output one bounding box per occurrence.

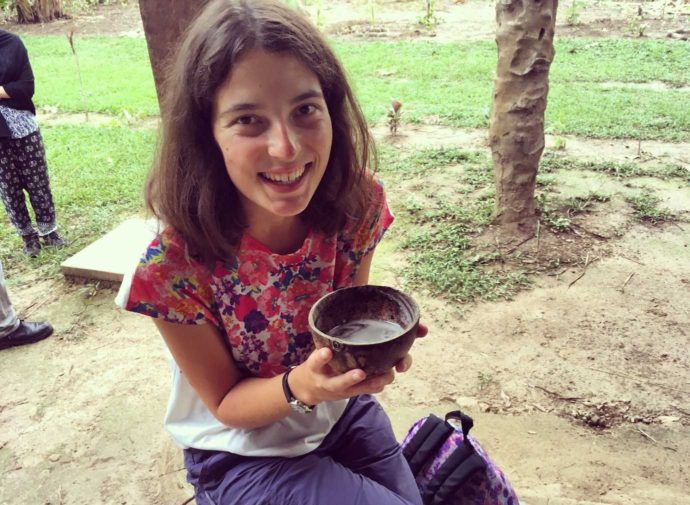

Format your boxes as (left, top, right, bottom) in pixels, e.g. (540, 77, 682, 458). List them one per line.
(626, 192, 676, 224)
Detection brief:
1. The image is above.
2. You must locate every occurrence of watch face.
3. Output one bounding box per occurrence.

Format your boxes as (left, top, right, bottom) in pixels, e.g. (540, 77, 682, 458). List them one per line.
(289, 399, 313, 414)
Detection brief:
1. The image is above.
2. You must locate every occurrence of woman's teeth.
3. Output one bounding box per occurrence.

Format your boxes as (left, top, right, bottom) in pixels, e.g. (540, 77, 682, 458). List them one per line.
(260, 166, 306, 184)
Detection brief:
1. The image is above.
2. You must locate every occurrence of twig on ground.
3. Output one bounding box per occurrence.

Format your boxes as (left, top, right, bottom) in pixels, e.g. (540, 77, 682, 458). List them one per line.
(619, 272, 635, 293)
(637, 426, 658, 444)
(158, 467, 186, 478)
(672, 405, 690, 417)
(619, 255, 644, 266)
(180, 496, 195, 505)
(535, 220, 541, 255)
(568, 253, 590, 289)
(570, 223, 609, 240)
(528, 383, 584, 402)
(637, 426, 678, 452)
(586, 367, 689, 395)
(506, 235, 534, 254)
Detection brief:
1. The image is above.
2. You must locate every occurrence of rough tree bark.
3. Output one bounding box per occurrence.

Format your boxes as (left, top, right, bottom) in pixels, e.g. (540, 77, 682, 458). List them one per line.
(489, 0, 558, 233)
(138, 0, 210, 108)
(15, 0, 65, 23)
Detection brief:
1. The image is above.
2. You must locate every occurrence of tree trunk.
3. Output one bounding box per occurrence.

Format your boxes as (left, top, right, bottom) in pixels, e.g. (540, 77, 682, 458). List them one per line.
(15, 0, 65, 23)
(489, 0, 558, 232)
(138, 0, 210, 109)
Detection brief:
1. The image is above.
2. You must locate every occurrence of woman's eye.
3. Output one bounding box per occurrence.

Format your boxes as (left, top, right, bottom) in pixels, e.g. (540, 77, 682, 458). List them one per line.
(235, 115, 258, 126)
(297, 104, 316, 116)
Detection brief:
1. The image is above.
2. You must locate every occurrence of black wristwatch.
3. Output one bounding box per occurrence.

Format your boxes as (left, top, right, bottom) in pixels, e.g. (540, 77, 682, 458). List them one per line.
(282, 366, 314, 414)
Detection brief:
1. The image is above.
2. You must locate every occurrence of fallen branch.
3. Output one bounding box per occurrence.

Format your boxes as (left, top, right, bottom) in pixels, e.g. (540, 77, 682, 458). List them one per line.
(180, 497, 195, 505)
(535, 220, 541, 255)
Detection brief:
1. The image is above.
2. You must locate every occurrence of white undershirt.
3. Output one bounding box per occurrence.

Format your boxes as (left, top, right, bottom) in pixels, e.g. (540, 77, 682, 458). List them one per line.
(116, 261, 347, 456)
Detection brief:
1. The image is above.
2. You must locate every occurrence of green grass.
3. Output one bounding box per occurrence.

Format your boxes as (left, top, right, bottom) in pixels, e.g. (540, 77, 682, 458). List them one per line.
(22, 36, 690, 140)
(625, 192, 677, 224)
(0, 124, 155, 275)
(25, 36, 158, 116)
(541, 153, 690, 181)
(379, 146, 530, 302)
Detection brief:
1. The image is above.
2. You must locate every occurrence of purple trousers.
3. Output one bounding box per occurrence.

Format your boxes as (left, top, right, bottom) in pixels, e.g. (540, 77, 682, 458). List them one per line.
(184, 395, 423, 505)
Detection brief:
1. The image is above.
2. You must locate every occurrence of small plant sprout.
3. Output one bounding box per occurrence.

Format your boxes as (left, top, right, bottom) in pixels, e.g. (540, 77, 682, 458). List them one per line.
(419, 0, 441, 28)
(553, 137, 567, 151)
(387, 98, 403, 136)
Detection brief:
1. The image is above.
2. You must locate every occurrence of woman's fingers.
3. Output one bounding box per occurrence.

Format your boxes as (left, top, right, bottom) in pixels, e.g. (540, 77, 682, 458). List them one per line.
(344, 369, 395, 396)
(395, 354, 413, 373)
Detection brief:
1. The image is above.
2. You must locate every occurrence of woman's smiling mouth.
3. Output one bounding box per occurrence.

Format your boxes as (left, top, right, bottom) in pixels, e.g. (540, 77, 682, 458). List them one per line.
(259, 162, 312, 186)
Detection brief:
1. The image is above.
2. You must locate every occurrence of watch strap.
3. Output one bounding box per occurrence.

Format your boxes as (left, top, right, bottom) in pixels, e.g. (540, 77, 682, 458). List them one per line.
(282, 366, 314, 413)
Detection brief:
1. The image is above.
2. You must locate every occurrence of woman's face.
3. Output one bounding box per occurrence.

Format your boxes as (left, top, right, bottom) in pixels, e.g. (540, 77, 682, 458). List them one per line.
(212, 49, 333, 226)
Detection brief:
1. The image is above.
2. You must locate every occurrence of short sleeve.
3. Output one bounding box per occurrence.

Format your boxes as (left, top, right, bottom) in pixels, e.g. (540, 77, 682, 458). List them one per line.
(348, 177, 394, 258)
(124, 230, 220, 328)
(334, 177, 394, 287)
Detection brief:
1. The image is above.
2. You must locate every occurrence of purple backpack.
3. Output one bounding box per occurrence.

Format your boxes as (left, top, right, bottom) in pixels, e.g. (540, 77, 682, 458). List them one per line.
(400, 410, 519, 505)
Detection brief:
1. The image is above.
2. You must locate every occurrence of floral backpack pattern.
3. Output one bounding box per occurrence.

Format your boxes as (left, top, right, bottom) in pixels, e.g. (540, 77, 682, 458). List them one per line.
(400, 410, 519, 505)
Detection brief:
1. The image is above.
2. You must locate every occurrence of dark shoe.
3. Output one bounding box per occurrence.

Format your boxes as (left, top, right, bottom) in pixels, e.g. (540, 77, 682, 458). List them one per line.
(0, 320, 53, 350)
(43, 231, 67, 247)
(22, 233, 41, 257)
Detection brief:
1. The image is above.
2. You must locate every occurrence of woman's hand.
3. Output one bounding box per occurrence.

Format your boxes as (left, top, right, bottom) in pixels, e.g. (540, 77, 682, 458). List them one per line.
(288, 347, 395, 406)
(290, 322, 429, 405)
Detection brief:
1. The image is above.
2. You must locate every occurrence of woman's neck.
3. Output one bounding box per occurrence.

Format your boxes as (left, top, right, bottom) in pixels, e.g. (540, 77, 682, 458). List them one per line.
(246, 214, 309, 255)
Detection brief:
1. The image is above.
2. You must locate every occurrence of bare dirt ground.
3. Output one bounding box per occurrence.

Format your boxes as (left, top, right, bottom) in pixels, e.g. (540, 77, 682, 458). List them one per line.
(1, 1, 689, 504)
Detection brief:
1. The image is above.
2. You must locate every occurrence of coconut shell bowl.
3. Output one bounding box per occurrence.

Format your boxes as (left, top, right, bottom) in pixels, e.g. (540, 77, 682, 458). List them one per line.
(308, 285, 421, 376)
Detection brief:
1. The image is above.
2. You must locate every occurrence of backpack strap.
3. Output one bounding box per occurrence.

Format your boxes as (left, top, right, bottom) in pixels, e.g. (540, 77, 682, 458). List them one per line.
(402, 414, 454, 477)
(421, 411, 488, 505)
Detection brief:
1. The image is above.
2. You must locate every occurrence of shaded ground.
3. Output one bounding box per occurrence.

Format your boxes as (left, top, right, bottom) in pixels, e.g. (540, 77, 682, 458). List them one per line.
(1, 1, 689, 504)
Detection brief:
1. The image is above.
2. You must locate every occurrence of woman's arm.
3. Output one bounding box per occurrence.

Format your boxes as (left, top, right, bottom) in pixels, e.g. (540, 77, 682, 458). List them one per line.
(154, 315, 395, 430)
(2, 45, 35, 102)
(154, 319, 292, 429)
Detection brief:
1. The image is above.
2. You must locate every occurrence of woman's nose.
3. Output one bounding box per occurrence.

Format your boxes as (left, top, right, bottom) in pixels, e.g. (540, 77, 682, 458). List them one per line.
(267, 122, 298, 161)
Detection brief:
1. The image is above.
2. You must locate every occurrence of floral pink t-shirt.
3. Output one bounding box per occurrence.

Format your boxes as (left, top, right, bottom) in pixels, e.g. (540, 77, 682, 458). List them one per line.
(125, 182, 393, 378)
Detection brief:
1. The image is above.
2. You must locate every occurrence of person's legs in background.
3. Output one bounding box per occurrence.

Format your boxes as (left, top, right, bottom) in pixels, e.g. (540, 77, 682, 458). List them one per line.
(0, 260, 53, 351)
(0, 136, 42, 257)
(17, 131, 65, 247)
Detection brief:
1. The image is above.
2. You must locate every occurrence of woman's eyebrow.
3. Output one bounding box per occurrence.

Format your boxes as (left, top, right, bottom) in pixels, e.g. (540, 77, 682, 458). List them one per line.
(218, 89, 324, 118)
(218, 102, 259, 118)
(291, 89, 324, 103)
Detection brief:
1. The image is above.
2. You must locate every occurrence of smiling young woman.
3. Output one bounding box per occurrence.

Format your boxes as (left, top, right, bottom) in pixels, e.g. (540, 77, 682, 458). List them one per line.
(117, 1, 427, 504)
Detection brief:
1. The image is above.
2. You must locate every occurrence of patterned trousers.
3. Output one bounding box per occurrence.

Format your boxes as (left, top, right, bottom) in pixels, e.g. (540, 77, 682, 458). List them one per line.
(0, 130, 57, 237)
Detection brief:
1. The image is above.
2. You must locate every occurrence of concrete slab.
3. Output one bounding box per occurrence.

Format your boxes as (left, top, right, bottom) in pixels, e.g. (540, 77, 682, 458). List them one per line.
(61, 218, 159, 283)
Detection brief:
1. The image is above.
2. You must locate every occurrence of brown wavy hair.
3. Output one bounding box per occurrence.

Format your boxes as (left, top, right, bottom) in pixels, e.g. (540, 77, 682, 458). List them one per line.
(145, 0, 376, 263)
